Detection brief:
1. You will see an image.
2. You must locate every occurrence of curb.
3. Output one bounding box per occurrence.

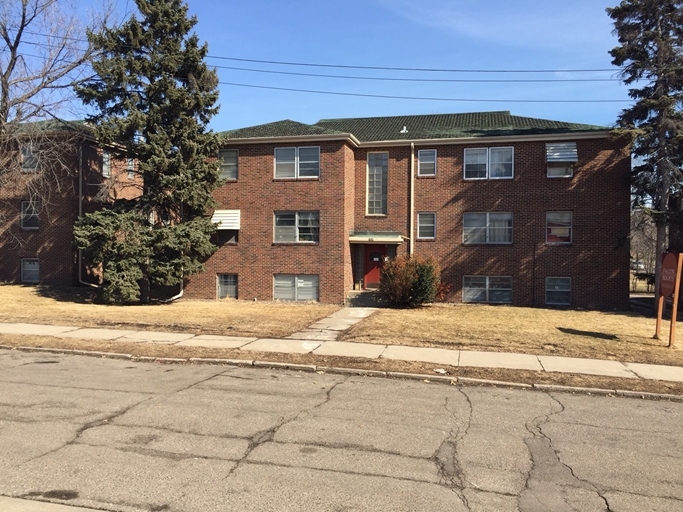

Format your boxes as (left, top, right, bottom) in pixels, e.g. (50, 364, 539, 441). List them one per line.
(1, 344, 682, 402)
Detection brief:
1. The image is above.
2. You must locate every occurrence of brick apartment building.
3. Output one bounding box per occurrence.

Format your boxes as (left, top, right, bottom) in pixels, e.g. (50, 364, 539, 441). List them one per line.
(184, 111, 631, 309)
(0, 121, 137, 287)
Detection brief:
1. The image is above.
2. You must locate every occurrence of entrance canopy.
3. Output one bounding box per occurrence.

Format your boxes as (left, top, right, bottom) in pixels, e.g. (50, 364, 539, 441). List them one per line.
(349, 231, 404, 244)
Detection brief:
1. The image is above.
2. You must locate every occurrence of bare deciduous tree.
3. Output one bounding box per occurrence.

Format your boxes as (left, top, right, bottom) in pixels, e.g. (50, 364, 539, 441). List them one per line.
(0, 0, 109, 248)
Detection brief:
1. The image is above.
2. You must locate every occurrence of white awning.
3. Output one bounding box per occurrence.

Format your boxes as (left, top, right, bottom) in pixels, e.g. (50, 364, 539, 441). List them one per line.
(349, 232, 404, 244)
(546, 142, 578, 162)
(211, 209, 240, 230)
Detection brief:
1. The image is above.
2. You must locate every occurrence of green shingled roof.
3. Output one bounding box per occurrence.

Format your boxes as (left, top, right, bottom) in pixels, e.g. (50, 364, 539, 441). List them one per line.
(315, 111, 608, 142)
(222, 111, 608, 143)
(222, 119, 346, 139)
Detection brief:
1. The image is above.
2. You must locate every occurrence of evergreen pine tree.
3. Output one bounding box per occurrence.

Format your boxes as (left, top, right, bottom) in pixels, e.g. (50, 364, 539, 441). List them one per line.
(607, 0, 683, 301)
(74, 0, 222, 303)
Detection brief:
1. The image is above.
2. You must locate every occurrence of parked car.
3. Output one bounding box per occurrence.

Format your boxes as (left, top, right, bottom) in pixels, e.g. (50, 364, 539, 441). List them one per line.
(630, 260, 645, 271)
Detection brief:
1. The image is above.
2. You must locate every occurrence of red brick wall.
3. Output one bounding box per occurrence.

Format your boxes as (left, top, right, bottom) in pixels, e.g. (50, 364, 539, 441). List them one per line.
(184, 140, 354, 303)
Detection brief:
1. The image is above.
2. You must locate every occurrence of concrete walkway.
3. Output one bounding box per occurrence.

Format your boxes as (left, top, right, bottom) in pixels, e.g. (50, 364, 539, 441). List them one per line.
(1, 306, 683, 384)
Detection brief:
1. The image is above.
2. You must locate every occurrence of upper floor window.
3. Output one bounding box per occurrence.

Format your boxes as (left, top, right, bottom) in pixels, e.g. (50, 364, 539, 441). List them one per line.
(219, 149, 238, 180)
(417, 149, 436, 177)
(127, 158, 135, 179)
(464, 147, 513, 180)
(21, 144, 38, 172)
(102, 150, 111, 177)
(546, 142, 577, 178)
(546, 212, 572, 244)
(274, 211, 319, 243)
(417, 212, 436, 239)
(275, 147, 319, 179)
(463, 212, 513, 244)
(21, 201, 39, 230)
(367, 152, 388, 215)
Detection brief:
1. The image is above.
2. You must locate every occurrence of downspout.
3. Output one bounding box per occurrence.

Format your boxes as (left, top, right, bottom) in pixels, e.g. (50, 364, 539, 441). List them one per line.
(77, 138, 99, 288)
(409, 142, 415, 255)
(160, 278, 184, 303)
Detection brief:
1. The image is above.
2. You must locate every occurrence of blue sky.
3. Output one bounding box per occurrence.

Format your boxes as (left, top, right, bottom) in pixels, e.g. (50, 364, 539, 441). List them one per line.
(90, 0, 630, 132)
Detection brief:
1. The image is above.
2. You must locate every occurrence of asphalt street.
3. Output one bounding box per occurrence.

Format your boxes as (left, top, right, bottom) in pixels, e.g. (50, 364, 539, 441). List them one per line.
(0, 349, 682, 512)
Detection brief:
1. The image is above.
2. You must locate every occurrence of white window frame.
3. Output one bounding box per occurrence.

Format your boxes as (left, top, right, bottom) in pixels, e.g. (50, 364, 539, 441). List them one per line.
(219, 149, 238, 181)
(127, 157, 135, 179)
(417, 212, 436, 239)
(274, 274, 319, 302)
(21, 144, 39, 172)
(546, 277, 571, 305)
(217, 274, 238, 299)
(20, 200, 39, 230)
(274, 211, 320, 243)
(102, 150, 111, 178)
(274, 146, 320, 179)
(463, 276, 513, 303)
(546, 142, 577, 178)
(463, 212, 513, 244)
(464, 147, 514, 180)
(417, 149, 437, 177)
(367, 152, 388, 215)
(546, 211, 572, 244)
(21, 258, 40, 283)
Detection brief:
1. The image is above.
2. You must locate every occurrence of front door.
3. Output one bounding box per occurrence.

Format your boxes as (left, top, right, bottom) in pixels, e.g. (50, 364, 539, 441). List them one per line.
(364, 245, 386, 289)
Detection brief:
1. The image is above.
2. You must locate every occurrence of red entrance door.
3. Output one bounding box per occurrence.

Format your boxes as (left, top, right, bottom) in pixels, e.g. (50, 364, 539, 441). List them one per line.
(364, 245, 386, 289)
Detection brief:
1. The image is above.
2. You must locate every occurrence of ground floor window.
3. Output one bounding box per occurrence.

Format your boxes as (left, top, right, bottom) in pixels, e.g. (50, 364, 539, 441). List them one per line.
(274, 274, 319, 301)
(21, 258, 40, 283)
(463, 276, 512, 303)
(217, 274, 237, 299)
(546, 277, 571, 305)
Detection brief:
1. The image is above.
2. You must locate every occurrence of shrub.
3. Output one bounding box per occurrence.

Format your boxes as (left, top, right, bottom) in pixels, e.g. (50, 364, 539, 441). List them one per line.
(379, 255, 441, 308)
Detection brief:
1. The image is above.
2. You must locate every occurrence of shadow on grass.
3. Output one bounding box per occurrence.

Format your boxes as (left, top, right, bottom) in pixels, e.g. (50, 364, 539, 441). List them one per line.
(557, 327, 618, 340)
(33, 285, 99, 304)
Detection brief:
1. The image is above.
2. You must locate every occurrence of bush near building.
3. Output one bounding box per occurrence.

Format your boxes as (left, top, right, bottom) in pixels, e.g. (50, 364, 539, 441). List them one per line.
(379, 255, 441, 308)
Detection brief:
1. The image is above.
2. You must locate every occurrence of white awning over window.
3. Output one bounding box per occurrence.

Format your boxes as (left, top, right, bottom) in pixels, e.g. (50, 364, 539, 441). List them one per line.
(546, 142, 578, 162)
(211, 209, 240, 230)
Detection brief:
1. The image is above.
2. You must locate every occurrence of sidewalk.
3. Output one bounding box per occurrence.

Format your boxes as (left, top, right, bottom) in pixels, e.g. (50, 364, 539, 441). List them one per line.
(1, 305, 683, 384)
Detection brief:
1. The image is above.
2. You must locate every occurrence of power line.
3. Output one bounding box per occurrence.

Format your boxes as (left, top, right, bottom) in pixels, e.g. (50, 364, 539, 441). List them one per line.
(213, 64, 618, 83)
(218, 81, 630, 103)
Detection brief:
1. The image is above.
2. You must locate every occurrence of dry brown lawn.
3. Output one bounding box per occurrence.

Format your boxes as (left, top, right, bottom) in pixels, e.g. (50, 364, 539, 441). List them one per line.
(340, 303, 683, 367)
(0, 285, 339, 338)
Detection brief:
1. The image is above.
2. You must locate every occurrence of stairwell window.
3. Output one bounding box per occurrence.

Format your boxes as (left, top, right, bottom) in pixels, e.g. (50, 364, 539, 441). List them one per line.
(367, 152, 388, 215)
(417, 212, 436, 239)
(463, 212, 513, 244)
(275, 147, 319, 179)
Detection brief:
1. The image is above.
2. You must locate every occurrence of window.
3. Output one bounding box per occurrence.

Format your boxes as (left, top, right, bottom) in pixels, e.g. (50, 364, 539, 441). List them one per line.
(463, 276, 512, 303)
(274, 274, 319, 301)
(219, 149, 238, 180)
(546, 142, 577, 178)
(546, 277, 571, 305)
(274, 211, 319, 242)
(216, 229, 238, 244)
(274, 147, 319, 178)
(464, 147, 513, 179)
(463, 212, 513, 244)
(127, 158, 135, 179)
(367, 152, 388, 215)
(21, 259, 39, 283)
(217, 274, 237, 299)
(21, 144, 38, 172)
(20, 201, 39, 230)
(546, 212, 572, 244)
(417, 212, 436, 239)
(417, 149, 436, 176)
(102, 150, 111, 177)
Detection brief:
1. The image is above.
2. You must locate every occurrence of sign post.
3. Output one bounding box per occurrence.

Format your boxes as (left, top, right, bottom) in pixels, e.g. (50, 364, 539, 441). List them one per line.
(655, 252, 682, 348)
